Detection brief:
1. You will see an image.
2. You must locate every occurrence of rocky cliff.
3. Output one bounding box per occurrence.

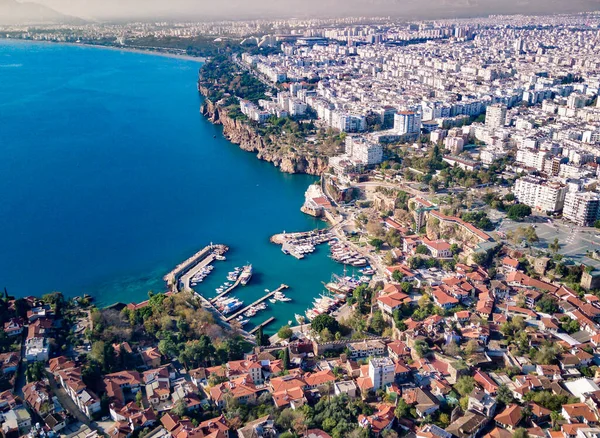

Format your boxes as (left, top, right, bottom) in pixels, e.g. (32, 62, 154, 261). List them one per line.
(199, 92, 328, 176)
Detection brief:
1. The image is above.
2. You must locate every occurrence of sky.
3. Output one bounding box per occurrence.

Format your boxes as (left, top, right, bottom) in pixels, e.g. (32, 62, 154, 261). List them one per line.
(21, 0, 600, 21)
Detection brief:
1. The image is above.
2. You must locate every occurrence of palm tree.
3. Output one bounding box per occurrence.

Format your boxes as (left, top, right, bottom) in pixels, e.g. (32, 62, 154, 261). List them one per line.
(549, 238, 561, 253)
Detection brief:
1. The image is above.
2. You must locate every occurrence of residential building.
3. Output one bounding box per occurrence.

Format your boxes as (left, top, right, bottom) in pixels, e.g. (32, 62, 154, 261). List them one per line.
(563, 191, 600, 226)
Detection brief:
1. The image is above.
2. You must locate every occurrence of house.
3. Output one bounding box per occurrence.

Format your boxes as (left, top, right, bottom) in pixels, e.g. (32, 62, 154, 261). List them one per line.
(403, 387, 440, 417)
(417, 425, 452, 438)
(502, 257, 519, 272)
(227, 360, 264, 384)
(562, 403, 598, 424)
(387, 341, 411, 360)
(377, 287, 411, 316)
(3, 318, 24, 337)
(432, 287, 459, 309)
(209, 376, 260, 408)
(237, 415, 276, 438)
(272, 387, 307, 410)
(358, 404, 395, 436)
(422, 238, 452, 258)
(494, 404, 522, 431)
(0, 352, 20, 374)
(467, 388, 497, 417)
(445, 410, 488, 438)
(304, 370, 336, 391)
(334, 380, 358, 399)
(347, 339, 386, 359)
(141, 348, 162, 368)
(25, 337, 49, 362)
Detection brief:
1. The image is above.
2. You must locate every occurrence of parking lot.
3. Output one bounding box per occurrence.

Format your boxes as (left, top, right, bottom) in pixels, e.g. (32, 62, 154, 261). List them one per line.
(498, 215, 600, 270)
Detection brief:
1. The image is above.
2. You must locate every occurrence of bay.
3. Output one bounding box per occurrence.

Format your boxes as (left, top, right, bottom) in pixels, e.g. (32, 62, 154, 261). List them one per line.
(0, 40, 344, 333)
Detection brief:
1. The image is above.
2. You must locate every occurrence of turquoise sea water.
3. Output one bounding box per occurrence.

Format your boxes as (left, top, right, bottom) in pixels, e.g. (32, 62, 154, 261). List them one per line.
(0, 40, 345, 333)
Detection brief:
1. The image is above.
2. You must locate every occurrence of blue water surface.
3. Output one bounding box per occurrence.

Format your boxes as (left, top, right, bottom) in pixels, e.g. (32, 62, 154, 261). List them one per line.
(0, 40, 344, 333)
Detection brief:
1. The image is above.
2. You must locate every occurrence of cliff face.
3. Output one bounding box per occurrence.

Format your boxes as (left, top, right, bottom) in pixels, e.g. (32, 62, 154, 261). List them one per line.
(200, 93, 328, 176)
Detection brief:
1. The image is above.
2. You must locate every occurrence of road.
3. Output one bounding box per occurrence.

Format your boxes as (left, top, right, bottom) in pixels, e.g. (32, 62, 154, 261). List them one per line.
(45, 370, 93, 427)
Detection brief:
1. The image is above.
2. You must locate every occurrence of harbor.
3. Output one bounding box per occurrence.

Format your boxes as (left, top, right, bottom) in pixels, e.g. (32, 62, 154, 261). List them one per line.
(271, 229, 334, 260)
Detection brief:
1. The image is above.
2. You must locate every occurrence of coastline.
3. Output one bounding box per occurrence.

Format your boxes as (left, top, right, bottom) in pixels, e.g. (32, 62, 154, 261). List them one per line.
(0, 37, 206, 63)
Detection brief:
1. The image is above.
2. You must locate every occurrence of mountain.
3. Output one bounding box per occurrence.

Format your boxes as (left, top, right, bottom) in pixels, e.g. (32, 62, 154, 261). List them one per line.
(0, 0, 85, 25)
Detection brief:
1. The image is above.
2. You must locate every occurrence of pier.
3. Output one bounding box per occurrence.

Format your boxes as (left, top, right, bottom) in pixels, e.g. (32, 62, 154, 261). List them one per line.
(248, 317, 275, 334)
(210, 275, 243, 304)
(163, 244, 227, 292)
(225, 284, 289, 322)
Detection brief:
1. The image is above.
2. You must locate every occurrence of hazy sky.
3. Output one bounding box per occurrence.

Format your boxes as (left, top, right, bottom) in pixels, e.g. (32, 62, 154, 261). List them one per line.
(23, 0, 600, 21)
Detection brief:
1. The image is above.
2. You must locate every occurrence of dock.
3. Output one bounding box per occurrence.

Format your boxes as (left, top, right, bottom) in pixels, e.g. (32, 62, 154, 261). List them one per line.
(225, 284, 288, 322)
(163, 244, 227, 291)
(210, 275, 243, 304)
(248, 317, 275, 334)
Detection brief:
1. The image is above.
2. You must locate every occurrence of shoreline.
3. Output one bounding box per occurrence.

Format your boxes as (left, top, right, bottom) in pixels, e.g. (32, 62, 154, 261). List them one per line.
(0, 37, 206, 63)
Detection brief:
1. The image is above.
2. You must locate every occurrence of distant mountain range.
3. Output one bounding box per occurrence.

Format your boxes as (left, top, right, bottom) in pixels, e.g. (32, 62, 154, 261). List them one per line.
(0, 0, 85, 25)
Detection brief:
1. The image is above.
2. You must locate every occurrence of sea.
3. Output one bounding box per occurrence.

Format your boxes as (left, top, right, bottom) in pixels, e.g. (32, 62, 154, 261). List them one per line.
(0, 40, 348, 334)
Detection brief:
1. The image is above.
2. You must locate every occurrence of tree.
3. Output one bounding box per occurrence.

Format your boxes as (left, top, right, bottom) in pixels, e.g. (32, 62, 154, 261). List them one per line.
(415, 244, 429, 255)
(282, 347, 290, 371)
(464, 340, 480, 356)
(443, 340, 460, 357)
(549, 238, 561, 253)
(255, 326, 268, 346)
(414, 340, 430, 358)
(392, 270, 404, 282)
(370, 311, 386, 335)
(454, 376, 475, 397)
(508, 204, 532, 221)
(394, 398, 410, 419)
(157, 338, 178, 359)
(278, 325, 293, 340)
(136, 390, 143, 407)
(311, 314, 339, 335)
(370, 238, 384, 250)
(496, 384, 514, 405)
(513, 428, 529, 438)
(25, 361, 45, 383)
(171, 399, 187, 417)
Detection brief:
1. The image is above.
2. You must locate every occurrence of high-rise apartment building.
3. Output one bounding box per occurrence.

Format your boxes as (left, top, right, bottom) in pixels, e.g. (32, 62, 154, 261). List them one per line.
(485, 104, 507, 129)
(563, 191, 600, 227)
(513, 177, 567, 213)
(394, 111, 421, 136)
(368, 357, 395, 390)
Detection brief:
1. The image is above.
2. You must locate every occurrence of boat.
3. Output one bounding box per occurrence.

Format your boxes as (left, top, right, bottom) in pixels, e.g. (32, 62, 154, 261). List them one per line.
(295, 314, 305, 324)
(239, 319, 249, 326)
(269, 299, 277, 304)
(240, 264, 253, 286)
(216, 255, 226, 261)
(288, 320, 292, 325)
(264, 289, 270, 292)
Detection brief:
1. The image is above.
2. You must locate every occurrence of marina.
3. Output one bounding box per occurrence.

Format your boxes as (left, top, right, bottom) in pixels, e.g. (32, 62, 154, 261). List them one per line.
(225, 284, 289, 322)
(329, 241, 369, 267)
(272, 229, 334, 260)
(209, 266, 246, 303)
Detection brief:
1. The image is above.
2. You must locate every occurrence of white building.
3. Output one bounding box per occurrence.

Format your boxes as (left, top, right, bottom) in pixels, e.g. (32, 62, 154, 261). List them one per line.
(394, 111, 421, 135)
(368, 357, 395, 390)
(485, 104, 507, 129)
(443, 136, 464, 154)
(345, 136, 383, 165)
(513, 176, 568, 213)
(25, 337, 49, 362)
(563, 191, 600, 226)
